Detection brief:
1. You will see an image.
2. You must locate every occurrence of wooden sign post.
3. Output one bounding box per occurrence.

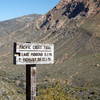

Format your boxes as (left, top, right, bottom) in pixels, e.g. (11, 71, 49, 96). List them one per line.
(13, 42, 54, 100)
(31, 66, 36, 100)
(26, 64, 36, 100)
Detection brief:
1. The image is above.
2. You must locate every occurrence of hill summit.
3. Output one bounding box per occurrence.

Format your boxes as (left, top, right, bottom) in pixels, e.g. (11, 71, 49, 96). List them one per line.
(38, 0, 100, 32)
(58, 0, 99, 15)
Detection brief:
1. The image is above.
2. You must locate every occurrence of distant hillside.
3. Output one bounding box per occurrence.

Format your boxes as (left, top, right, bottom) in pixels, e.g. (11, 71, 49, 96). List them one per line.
(0, 14, 41, 99)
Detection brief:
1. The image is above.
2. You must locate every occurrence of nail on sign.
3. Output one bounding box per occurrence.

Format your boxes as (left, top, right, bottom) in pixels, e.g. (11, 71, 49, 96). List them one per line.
(14, 43, 54, 65)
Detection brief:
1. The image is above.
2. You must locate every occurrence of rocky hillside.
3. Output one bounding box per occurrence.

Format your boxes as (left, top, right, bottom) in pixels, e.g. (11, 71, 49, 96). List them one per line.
(38, 0, 100, 31)
(36, 0, 100, 86)
(0, 0, 100, 99)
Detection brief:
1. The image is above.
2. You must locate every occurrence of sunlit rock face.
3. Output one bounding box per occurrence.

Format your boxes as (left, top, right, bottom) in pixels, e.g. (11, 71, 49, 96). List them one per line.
(38, 0, 100, 32)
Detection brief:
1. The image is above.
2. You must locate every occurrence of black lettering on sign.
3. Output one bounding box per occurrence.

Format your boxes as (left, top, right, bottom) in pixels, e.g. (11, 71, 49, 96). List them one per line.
(23, 58, 36, 62)
(31, 53, 43, 56)
(32, 45, 42, 49)
(48, 58, 51, 61)
(44, 53, 52, 56)
(19, 58, 22, 62)
(18, 45, 31, 49)
(21, 53, 29, 56)
(44, 46, 51, 49)
(37, 58, 42, 61)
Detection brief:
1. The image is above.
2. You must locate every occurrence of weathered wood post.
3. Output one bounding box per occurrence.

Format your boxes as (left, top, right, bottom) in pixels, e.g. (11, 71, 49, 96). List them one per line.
(31, 67, 36, 100)
(26, 64, 36, 100)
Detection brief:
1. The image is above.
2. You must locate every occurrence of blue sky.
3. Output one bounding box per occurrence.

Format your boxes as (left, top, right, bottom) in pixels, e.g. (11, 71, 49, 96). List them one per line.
(0, 0, 60, 21)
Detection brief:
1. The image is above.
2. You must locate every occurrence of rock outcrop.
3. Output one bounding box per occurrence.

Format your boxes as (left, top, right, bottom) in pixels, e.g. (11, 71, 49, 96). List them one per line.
(38, 0, 100, 31)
